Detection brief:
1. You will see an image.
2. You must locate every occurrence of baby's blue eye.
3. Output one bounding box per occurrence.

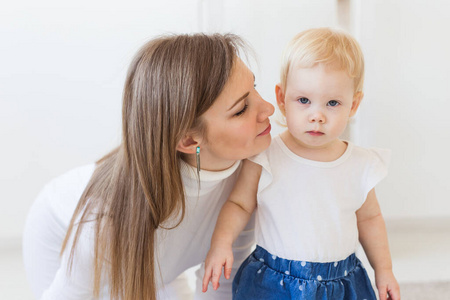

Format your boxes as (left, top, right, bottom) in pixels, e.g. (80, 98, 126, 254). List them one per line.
(298, 97, 310, 104)
(328, 100, 339, 107)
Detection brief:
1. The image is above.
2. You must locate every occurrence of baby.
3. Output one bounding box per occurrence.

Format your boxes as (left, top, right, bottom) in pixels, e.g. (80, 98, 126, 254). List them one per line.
(202, 27, 400, 300)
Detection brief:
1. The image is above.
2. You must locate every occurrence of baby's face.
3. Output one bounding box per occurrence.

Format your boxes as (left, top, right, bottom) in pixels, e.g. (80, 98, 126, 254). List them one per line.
(279, 64, 360, 151)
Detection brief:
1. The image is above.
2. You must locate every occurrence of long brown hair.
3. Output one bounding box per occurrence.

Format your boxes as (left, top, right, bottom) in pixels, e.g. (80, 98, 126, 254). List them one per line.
(61, 33, 245, 300)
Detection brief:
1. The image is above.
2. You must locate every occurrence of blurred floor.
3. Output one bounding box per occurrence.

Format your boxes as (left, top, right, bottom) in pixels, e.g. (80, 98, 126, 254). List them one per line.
(0, 238, 33, 300)
(1, 217, 449, 299)
(386, 217, 450, 283)
(360, 217, 450, 285)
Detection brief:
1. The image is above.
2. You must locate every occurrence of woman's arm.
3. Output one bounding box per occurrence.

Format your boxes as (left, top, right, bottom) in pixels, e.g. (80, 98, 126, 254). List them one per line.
(39, 223, 98, 300)
(23, 165, 97, 300)
(357, 188, 400, 300)
(202, 159, 261, 292)
(23, 184, 66, 299)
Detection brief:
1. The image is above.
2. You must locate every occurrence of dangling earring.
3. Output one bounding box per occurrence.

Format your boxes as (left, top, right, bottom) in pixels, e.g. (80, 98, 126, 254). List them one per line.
(196, 146, 201, 177)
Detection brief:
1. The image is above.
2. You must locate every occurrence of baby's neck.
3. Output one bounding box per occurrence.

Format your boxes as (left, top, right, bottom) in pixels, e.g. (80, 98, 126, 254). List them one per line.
(280, 131, 347, 162)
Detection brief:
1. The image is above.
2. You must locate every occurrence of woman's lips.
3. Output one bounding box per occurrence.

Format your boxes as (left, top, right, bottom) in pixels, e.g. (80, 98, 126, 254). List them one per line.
(307, 131, 324, 136)
(258, 124, 271, 136)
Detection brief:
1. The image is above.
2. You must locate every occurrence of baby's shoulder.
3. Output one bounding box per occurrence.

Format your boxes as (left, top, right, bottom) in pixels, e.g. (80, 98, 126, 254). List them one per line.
(350, 144, 391, 167)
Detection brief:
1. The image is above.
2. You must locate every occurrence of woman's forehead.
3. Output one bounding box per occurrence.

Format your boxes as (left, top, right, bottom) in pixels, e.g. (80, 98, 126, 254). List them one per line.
(216, 60, 252, 106)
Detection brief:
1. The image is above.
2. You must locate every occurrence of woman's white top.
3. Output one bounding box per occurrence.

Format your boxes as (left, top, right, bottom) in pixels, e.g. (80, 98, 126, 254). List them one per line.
(23, 160, 254, 300)
(250, 135, 390, 262)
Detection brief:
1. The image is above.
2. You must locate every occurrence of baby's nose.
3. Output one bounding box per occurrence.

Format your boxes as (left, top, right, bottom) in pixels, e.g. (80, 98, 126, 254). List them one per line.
(309, 112, 325, 123)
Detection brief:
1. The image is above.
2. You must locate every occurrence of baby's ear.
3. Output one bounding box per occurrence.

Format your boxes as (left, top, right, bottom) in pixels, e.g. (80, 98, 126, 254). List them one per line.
(349, 91, 364, 117)
(275, 84, 286, 116)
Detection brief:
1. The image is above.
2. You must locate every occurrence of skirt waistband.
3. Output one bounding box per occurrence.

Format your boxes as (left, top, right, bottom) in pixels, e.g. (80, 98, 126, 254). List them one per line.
(252, 245, 359, 281)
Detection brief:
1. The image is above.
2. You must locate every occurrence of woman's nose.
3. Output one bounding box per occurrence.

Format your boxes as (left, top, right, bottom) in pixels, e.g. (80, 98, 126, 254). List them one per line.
(258, 98, 275, 121)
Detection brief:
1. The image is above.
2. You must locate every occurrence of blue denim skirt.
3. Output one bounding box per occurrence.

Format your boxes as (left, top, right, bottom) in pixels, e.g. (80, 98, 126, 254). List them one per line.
(232, 245, 377, 300)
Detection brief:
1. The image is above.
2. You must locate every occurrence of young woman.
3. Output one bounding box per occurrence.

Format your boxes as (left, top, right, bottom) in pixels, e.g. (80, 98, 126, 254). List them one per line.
(23, 33, 274, 300)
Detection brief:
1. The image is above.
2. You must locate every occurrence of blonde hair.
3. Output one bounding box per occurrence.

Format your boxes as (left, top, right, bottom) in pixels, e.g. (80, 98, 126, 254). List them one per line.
(280, 27, 365, 93)
(61, 33, 246, 300)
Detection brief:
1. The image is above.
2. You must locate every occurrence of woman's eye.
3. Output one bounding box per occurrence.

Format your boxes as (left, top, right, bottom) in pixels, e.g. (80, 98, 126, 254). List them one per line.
(298, 97, 310, 104)
(328, 100, 340, 107)
(234, 104, 248, 116)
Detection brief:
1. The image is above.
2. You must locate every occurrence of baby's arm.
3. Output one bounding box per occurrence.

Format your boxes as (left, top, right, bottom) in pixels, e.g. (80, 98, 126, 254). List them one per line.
(357, 188, 400, 300)
(202, 159, 261, 292)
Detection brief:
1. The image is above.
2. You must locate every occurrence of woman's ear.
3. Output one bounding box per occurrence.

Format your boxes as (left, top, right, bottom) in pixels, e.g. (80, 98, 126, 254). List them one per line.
(349, 91, 364, 118)
(176, 134, 201, 154)
(275, 84, 286, 116)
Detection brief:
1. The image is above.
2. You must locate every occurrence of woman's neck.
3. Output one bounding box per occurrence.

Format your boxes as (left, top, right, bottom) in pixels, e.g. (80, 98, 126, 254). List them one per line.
(181, 153, 237, 172)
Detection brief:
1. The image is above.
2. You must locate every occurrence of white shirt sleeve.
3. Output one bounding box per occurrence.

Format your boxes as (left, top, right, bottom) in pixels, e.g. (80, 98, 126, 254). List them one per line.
(157, 272, 194, 300)
(23, 165, 95, 299)
(23, 183, 67, 299)
(39, 223, 99, 300)
(365, 147, 391, 197)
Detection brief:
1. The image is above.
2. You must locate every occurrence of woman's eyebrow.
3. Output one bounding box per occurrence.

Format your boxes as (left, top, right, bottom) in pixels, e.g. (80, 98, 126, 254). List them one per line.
(228, 92, 249, 111)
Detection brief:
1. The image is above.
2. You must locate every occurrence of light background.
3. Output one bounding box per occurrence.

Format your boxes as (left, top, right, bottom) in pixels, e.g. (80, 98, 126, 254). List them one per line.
(1, 0, 449, 243)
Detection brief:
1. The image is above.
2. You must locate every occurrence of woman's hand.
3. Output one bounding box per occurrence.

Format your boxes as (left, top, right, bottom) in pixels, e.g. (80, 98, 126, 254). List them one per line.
(202, 243, 234, 292)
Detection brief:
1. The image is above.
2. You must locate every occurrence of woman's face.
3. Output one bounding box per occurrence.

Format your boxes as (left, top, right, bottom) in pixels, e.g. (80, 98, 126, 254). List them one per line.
(199, 59, 275, 171)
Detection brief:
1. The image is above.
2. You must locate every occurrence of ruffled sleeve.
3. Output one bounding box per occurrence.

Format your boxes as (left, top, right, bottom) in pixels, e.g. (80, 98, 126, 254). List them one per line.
(248, 150, 273, 194)
(365, 147, 391, 197)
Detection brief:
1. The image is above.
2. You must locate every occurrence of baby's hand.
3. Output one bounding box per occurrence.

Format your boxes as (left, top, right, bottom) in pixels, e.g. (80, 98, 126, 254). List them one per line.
(202, 244, 234, 292)
(375, 269, 401, 300)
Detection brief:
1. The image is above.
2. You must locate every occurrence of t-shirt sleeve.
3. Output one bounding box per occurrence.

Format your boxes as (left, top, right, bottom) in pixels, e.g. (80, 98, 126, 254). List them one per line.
(364, 147, 391, 198)
(40, 223, 99, 300)
(23, 182, 67, 299)
(23, 165, 96, 300)
(248, 151, 272, 193)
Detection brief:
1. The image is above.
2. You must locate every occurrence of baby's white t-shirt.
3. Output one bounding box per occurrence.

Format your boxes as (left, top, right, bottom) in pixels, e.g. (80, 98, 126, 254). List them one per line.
(250, 135, 390, 263)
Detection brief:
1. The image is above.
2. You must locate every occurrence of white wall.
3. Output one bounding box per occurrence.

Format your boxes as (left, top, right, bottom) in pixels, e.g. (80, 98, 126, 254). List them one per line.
(201, 0, 338, 114)
(0, 1, 337, 240)
(2, 0, 449, 242)
(354, 0, 450, 219)
(0, 0, 202, 240)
